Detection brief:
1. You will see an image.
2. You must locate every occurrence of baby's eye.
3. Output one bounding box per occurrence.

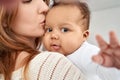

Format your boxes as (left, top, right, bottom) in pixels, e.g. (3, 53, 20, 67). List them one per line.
(61, 28, 69, 32)
(22, 0, 32, 3)
(46, 28, 52, 32)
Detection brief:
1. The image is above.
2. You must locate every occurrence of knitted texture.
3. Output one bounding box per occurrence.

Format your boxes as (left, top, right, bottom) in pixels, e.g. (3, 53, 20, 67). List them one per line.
(0, 51, 86, 80)
(28, 51, 86, 80)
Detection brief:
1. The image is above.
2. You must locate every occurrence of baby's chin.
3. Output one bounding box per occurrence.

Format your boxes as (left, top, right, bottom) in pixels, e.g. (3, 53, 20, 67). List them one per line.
(57, 51, 71, 56)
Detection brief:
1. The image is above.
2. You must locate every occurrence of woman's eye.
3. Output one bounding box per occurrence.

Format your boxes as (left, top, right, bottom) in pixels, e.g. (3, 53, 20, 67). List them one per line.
(43, 0, 46, 2)
(46, 28, 52, 32)
(43, 0, 48, 4)
(61, 28, 69, 32)
(22, 0, 32, 3)
(43, 0, 51, 6)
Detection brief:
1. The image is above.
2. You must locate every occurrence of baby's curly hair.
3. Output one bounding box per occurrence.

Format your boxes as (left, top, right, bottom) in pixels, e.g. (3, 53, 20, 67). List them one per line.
(52, 0, 90, 30)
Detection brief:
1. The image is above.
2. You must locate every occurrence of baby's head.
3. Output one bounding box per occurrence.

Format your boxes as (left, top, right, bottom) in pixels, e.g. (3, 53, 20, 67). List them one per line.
(43, 0, 90, 56)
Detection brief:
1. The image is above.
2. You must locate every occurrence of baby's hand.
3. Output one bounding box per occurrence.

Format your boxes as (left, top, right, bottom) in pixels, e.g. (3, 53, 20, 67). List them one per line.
(92, 31, 120, 69)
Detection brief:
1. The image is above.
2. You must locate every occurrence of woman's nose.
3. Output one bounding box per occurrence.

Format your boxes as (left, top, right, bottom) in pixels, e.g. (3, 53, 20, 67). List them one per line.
(42, 3, 49, 13)
(38, 0, 49, 14)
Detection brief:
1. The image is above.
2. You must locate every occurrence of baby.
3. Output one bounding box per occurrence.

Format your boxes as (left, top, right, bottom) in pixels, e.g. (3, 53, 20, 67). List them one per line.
(43, 0, 120, 80)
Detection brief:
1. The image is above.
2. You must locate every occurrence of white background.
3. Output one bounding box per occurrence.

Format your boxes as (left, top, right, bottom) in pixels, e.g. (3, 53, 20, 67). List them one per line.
(87, 0, 120, 46)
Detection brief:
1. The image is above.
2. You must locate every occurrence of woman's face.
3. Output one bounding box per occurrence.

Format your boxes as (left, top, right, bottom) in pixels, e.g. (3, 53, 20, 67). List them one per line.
(11, 0, 49, 39)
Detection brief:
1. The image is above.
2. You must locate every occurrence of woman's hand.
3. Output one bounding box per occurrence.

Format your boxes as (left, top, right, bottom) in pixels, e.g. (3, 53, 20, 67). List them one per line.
(92, 31, 120, 69)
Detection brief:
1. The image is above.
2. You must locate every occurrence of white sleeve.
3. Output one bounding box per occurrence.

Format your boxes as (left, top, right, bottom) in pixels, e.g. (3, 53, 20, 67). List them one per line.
(67, 42, 120, 80)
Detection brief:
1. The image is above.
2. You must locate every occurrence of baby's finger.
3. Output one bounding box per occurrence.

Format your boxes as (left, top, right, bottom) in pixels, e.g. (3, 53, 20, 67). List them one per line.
(92, 53, 114, 67)
(92, 54, 104, 65)
(96, 35, 108, 50)
(109, 31, 119, 48)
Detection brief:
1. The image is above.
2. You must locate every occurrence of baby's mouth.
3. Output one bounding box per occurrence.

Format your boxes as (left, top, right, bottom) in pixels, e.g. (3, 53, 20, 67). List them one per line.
(51, 44, 61, 50)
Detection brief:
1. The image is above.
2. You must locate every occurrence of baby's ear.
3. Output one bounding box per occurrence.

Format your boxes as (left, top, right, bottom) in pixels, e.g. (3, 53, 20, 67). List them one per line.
(83, 30, 89, 38)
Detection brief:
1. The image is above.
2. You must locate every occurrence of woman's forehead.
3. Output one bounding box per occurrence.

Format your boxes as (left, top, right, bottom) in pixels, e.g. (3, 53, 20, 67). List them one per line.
(0, 0, 18, 4)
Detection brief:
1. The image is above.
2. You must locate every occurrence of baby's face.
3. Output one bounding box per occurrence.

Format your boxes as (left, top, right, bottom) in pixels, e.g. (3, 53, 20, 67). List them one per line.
(43, 5, 89, 56)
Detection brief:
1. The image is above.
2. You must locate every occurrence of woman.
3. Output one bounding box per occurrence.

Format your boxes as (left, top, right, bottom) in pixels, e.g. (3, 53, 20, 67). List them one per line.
(0, 0, 85, 80)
